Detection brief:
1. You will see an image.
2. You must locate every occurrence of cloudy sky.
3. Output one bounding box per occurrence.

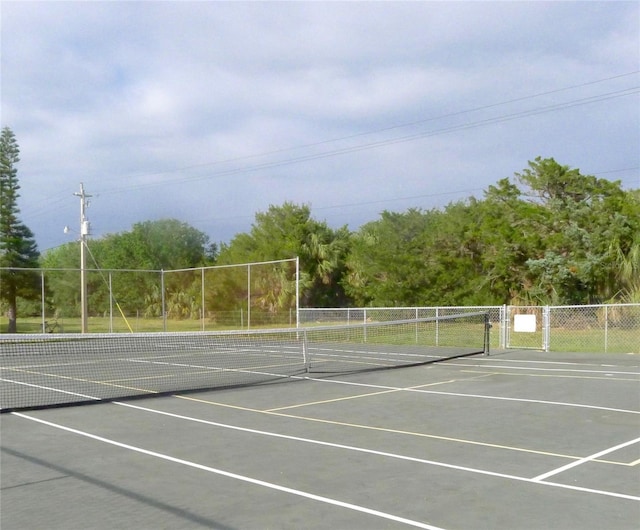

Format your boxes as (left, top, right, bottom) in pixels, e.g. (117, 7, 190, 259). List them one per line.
(2, 1, 639, 253)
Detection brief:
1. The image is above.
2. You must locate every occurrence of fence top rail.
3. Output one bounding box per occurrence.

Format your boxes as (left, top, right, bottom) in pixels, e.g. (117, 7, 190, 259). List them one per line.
(547, 303, 640, 309)
(168, 258, 298, 273)
(0, 266, 161, 273)
(300, 306, 501, 311)
(0, 258, 298, 275)
(300, 303, 639, 311)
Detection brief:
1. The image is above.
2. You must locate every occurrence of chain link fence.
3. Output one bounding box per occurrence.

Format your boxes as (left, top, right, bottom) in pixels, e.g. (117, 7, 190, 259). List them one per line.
(1, 259, 298, 333)
(299, 305, 639, 354)
(547, 304, 639, 353)
(2, 262, 637, 354)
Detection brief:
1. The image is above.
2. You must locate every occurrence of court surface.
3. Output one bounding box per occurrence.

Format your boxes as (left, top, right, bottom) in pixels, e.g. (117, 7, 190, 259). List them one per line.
(2, 349, 639, 529)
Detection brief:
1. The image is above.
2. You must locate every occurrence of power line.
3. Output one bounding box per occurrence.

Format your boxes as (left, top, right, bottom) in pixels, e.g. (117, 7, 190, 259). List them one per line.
(22, 72, 640, 223)
(94, 85, 639, 195)
(191, 163, 639, 227)
(96, 70, 640, 184)
(591, 166, 639, 176)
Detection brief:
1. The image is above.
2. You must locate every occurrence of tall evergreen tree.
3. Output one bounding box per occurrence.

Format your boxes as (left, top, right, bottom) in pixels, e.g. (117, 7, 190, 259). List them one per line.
(0, 127, 40, 332)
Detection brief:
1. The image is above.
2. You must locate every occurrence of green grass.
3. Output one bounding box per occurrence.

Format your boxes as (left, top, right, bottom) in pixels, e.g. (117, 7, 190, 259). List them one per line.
(0, 315, 290, 334)
(508, 326, 638, 353)
(548, 327, 638, 354)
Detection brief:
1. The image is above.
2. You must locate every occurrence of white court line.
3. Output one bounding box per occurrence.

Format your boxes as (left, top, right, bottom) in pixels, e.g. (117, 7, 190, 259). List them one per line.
(0, 378, 102, 401)
(450, 363, 640, 376)
(300, 376, 640, 415)
(532, 437, 640, 482)
(11, 412, 444, 530)
(15, 401, 640, 502)
(5, 371, 636, 416)
(458, 357, 638, 368)
(0, 376, 160, 396)
(116, 403, 640, 502)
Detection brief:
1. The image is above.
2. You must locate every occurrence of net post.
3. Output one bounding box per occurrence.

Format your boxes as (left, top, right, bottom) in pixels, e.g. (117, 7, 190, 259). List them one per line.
(302, 329, 310, 373)
(484, 312, 491, 356)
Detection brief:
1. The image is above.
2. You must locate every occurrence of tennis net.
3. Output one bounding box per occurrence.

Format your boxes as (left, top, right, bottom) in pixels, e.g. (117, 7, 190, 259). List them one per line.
(1, 312, 489, 411)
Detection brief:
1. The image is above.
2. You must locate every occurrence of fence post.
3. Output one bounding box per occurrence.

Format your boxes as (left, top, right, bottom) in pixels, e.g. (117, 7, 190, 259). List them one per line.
(501, 305, 507, 349)
(363, 308, 367, 342)
(295, 256, 300, 330)
(604, 305, 609, 353)
(247, 264, 251, 330)
(109, 272, 113, 332)
(201, 267, 205, 332)
(161, 269, 166, 332)
(543, 306, 550, 352)
(40, 270, 46, 333)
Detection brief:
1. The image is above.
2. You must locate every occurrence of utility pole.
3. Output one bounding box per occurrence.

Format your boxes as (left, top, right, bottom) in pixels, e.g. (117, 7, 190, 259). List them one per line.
(74, 183, 91, 333)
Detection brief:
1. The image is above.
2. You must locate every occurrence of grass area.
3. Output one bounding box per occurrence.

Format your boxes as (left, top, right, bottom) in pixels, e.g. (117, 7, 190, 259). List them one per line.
(0, 315, 291, 334)
(509, 326, 639, 353)
(549, 327, 638, 354)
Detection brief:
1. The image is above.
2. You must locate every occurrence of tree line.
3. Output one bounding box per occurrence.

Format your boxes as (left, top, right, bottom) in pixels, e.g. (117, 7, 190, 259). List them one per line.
(2, 125, 639, 331)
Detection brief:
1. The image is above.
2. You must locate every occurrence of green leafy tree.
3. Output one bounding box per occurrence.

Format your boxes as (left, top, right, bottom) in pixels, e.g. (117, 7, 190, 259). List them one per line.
(122, 219, 211, 319)
(40, 219, 211, 319)
(479, 178, 549, 304)
(345, 209, 433, 306)
(515, 157, 637, 304)
(343, 158, 639, 307)
(218, 202, 350, 309)
(0, 127, 40, 332)
(38, 242, 81, 319)
(36, 159, 638, 315)
(82, 218, 211, 272)
(424, 200, 490, 305)
(608, 188, 640, 303)
(345, 203, 494, 307)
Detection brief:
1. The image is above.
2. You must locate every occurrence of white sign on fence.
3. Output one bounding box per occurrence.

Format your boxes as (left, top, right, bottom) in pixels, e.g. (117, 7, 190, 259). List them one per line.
(514, 314, 537, 333)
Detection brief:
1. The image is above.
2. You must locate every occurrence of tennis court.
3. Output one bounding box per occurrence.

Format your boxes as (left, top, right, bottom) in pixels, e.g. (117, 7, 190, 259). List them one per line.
(1, 318, 639, 529)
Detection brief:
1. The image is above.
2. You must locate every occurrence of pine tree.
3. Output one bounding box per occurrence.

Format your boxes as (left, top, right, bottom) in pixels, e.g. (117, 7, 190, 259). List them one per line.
(0, 127, 40, 332)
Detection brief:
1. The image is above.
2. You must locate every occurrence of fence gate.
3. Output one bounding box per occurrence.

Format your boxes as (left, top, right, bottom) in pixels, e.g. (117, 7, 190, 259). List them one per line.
(506, 306, 546, 350)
